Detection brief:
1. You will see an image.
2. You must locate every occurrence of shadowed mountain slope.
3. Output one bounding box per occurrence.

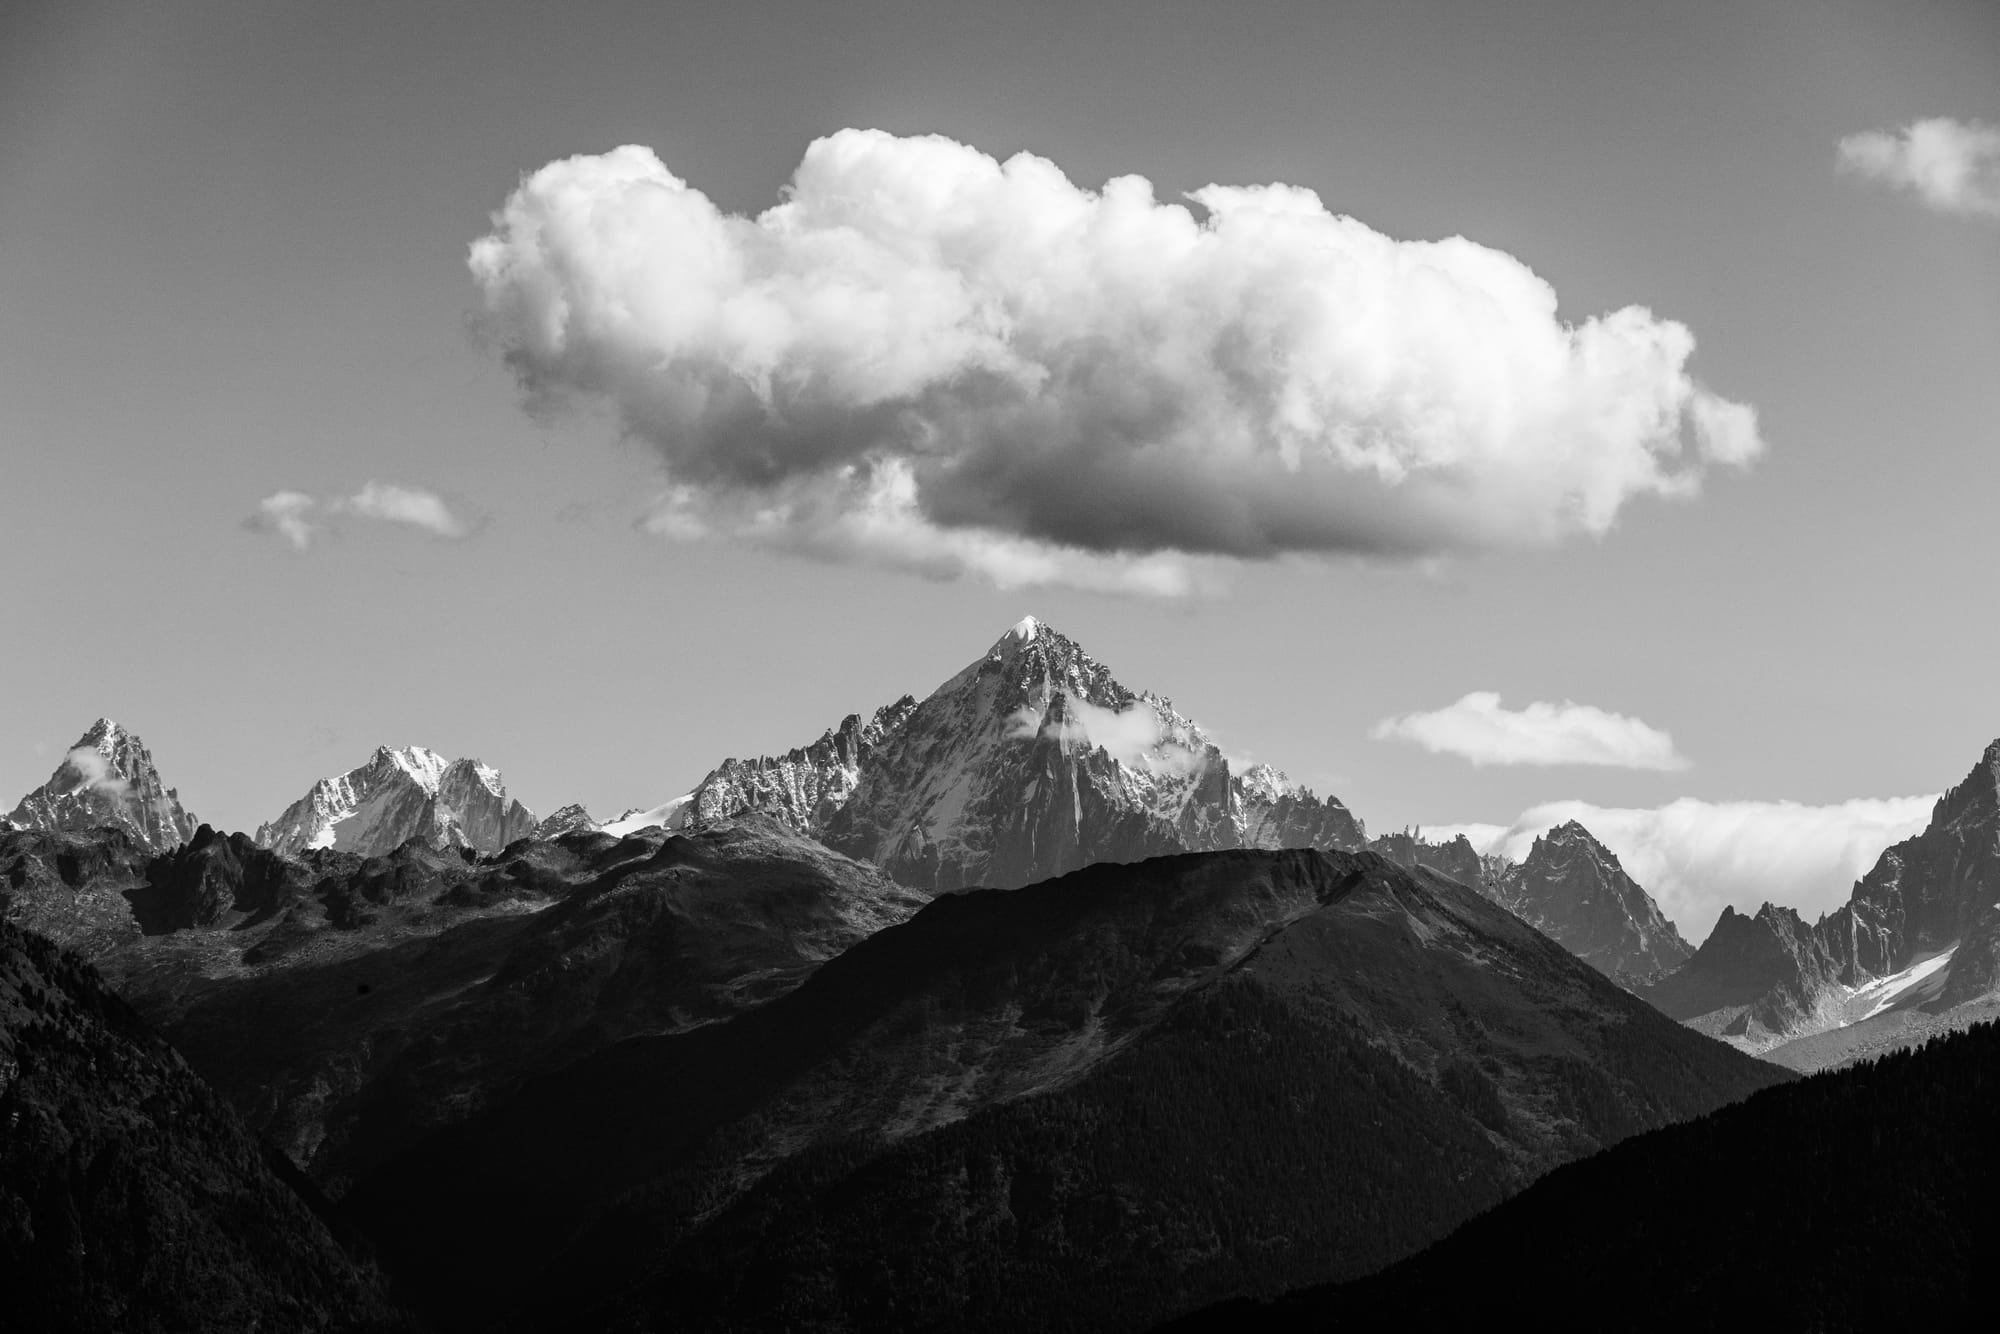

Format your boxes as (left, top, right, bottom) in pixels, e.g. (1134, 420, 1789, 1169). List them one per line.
(344, 848, 1783, 1333)
(1, 816, 925, 1194)
(1171, 1020, 1999, 1331)
(0, 919, 407, 1333)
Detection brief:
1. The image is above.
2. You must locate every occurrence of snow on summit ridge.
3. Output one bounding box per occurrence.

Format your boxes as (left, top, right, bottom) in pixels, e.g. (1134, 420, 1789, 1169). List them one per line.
(606, 618, 1363, 892)
(4, 718, 199, 852)
(256, 745, 536, 858)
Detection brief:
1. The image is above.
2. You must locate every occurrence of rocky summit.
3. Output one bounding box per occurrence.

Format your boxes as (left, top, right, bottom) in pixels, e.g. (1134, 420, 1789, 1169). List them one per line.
(1488, 821, 1692, 989)
(614, 617, 1364, 891)
(5, 718, 199, 853)
(255, 745, 537, 857)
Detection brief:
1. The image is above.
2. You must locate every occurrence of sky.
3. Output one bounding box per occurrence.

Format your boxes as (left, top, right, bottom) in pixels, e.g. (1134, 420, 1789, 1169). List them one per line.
(3, 0, 1997, 939)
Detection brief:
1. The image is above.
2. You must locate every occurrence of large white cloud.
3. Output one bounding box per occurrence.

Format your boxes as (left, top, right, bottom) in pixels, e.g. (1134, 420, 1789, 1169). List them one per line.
(1838, 118, 2000, 219)
(469, 132, 1762, 593)
(245, 481, 472, 549)
(1424, 794, 1939, 941)
(1371, 692, 1689, 771)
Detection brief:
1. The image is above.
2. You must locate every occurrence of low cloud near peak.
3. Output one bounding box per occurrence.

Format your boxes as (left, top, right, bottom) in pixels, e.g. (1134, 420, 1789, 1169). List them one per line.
(471, 130, 1763, 594)
(1425, 793, 1939, 941)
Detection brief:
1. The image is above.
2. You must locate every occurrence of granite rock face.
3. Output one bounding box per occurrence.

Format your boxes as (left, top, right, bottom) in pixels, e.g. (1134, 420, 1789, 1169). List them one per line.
(5, 719, 199, 853)
(1489, 822, 1693, 989)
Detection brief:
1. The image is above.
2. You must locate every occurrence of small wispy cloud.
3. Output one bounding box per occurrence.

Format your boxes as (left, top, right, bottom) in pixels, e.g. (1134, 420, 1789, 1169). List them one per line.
(245, 481, 475, 549)
(247, 491, 320, 550)
(1837, 117, 2000, 219)
(1371, 691, 1689, 771)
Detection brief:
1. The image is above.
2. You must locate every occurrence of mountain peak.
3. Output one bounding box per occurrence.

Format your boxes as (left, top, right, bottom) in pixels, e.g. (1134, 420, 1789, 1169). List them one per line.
(5, 719, 198, 852)
(78, 717, 122, 746)
(257, 746, 533, 857)
(1498, 818, 1690, 989)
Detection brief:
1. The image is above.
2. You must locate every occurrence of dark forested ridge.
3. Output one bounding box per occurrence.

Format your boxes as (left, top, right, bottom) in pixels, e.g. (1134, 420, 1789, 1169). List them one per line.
(1, 816, 925, 1192)
(1171, 1020, 2000, 1332)
(0, 919, 409, 1333)
(343, 849, 1783, 1333)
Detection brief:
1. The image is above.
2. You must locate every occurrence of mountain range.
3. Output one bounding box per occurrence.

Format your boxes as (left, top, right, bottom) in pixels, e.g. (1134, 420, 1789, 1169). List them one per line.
(4, 619, 1997, 1327)
(590, 617, 1365, 890)
(344, 846, 1781, 1333)
(1645, 738, 2000, 1067)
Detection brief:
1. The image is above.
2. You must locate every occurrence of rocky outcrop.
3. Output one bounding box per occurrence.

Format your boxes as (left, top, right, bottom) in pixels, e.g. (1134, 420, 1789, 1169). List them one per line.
(5, 718, 198, 852)
(1368, 830, 1489, 892)
(256, 746, 537, 857)
(531, 803, 597, 839)
(1488, 822, 1692, 989)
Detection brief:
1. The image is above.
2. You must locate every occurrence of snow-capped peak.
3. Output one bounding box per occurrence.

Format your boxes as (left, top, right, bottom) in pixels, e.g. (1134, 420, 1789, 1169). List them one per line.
(373, 745, 450, 792)
(79, 717, 123, 750)
(257, 745, 534, 857)
(1008, 614, 1042, 641)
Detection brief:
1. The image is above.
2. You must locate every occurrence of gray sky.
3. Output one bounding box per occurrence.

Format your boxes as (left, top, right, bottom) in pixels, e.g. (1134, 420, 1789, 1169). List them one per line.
(4, 0, 1996, 935)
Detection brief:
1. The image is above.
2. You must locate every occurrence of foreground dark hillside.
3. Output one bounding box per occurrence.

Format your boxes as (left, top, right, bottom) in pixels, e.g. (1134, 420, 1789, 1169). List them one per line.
(345, 849, 1784, 1333)
(2, 817, 924, 1192)
(0, 920, 407, 1333)
(1175, 1021, 2000, 1331)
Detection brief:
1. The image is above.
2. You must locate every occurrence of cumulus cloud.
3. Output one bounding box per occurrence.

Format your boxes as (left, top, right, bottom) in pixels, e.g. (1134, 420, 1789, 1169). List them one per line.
(1371, 692, 1689, 771)
(469, 131, 1762, 593)
(1837, 118, 2000, 219)
(245, 482, 473, 548)
(1423, 795, 1938, 940)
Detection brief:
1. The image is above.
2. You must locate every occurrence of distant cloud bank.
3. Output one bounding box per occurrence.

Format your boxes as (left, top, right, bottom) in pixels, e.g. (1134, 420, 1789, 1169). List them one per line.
(1425, 794, 1938, 940)
(246, 482, 471, 549)
(1838, 118, 2000, 219)
(470, 131, 1762, 594)
(1372, 692, 1689, 771)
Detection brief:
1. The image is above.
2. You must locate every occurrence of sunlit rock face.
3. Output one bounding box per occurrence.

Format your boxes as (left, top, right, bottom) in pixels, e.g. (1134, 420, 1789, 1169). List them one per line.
(605, 617, 1362, 894)
(5, 718, 199, 853)
(256, 746, 536, 857)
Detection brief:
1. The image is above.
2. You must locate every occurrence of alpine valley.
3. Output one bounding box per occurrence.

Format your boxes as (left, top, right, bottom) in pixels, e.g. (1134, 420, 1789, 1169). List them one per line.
(1, 620, 1994, 1330)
